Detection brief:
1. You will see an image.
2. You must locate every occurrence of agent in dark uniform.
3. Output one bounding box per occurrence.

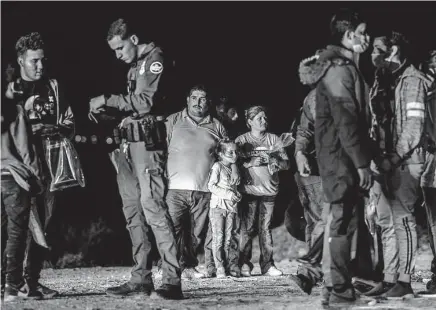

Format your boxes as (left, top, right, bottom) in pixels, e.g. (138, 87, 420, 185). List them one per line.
(89, 18, 182, 300)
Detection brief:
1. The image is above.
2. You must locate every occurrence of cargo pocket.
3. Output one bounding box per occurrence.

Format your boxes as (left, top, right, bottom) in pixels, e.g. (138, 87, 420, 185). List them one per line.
(147, 169, 166, 200)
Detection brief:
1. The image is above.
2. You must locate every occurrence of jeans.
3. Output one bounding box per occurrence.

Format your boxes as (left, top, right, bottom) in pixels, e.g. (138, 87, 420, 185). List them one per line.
(239, 194, 276, 274)
(1, 176, 31, 286)
(23, 177, 56, 284)
(209, 208, 238, 270)
(166, 189, 211, 270)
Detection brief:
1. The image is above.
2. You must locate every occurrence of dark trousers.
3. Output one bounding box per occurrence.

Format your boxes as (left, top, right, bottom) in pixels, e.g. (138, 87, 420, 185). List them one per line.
(116, 144, 181, 286)
(166, 189, 211, 270)
(239, 194, 276, 274)
(295, 174, 330, 285)
(23, 179, 56, 284)
(322, 195, 359, 297)
(1, 176, 31, 286)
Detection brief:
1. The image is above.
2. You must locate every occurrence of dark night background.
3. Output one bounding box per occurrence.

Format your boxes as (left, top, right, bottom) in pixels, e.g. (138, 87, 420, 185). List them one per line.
(2, 1, 436, 267)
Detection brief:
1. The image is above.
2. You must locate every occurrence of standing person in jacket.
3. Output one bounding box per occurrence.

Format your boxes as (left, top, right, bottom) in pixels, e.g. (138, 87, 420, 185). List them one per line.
(289, 50, 330, 295)
(164, 85, 239, 279)
(360, 35, 400, 296)
(419, 48, 436, 295)
(5, 32, 74, 299)
(314, 9, 373, 305)
(207, 140, 241, 278)
(370, 33, 436, 298)
(88, 18, 182, 300)
(236, 106, 290, 277)
(1, 103, 43, 301)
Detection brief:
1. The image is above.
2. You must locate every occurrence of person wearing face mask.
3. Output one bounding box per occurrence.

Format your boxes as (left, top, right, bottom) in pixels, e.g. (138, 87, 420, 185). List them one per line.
(4, 32, 74, 299)
(312, 9, 374, 306)
(369, 32, 435, 299)
(359, 35, 400, 297)
(235, 106, 290, 278)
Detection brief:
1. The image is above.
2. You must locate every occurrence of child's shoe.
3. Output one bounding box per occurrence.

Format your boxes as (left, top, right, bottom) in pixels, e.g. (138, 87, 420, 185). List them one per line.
(216, 267, 226, 279)
(241, 264, 252, 277)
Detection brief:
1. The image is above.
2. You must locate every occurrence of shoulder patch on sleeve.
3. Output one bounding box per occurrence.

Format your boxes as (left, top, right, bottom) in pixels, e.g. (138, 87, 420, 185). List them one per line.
(150, 61, 163, 74)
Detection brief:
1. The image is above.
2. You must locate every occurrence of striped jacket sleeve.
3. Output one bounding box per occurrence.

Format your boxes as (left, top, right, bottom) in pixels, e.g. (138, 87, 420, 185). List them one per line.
(396, 77, 427, 158)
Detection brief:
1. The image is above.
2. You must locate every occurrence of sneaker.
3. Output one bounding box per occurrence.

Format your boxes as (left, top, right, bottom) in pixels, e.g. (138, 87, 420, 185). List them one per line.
(417, 275, 436, 296)
(229, 269, 241, 278)
(204, 269, 217, 278)
(384, 281, 415, 299)
(153, 268, 163, 280)
(364, 281, 395, 296)
(426, 275, 436, 294)
(241, 264, 251, 277)
(33, 282, 60, 299)
(216, 267, 226, 279)
(106, 282, 154, 297)
(181, 267, 205, 280)
(264, 266, 283, 277)
(152, 284, 184, 300)
(3, 282, 43, 302)
(289, 274, 313, 295)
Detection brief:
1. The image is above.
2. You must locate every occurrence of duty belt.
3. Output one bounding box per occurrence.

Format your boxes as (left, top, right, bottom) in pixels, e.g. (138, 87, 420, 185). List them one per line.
(115, 116, 166, 150)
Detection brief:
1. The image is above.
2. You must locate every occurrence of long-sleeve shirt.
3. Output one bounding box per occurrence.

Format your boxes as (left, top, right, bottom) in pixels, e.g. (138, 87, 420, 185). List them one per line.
(106, 42, 167, 116)
(1, 103, 41, 192)
(207, 162, 240, 213)
(236, 132, 288, 196)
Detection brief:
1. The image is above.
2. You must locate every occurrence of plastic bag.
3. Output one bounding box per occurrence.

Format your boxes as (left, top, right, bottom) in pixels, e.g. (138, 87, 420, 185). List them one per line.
(43, 135, 85, 191)
(267, 133, 295, 174)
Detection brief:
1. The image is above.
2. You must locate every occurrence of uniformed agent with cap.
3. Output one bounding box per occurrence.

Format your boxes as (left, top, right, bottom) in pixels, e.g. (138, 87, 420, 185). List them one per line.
(89, 18, 182, 300)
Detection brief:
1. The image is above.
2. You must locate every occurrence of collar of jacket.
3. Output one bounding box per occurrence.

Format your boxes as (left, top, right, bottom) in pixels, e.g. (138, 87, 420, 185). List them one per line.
(131, 42, 156, 67)
(397, 62, 434, 87)
(324, 45, 358, 64)
(391, 59, 409, 83)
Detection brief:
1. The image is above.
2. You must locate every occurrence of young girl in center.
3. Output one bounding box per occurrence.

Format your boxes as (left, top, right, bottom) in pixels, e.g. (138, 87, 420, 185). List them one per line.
(207, 139, 241, 278)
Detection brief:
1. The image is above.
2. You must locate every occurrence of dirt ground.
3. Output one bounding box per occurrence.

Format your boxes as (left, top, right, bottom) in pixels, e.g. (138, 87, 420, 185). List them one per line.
(2, 251, 436, 310)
